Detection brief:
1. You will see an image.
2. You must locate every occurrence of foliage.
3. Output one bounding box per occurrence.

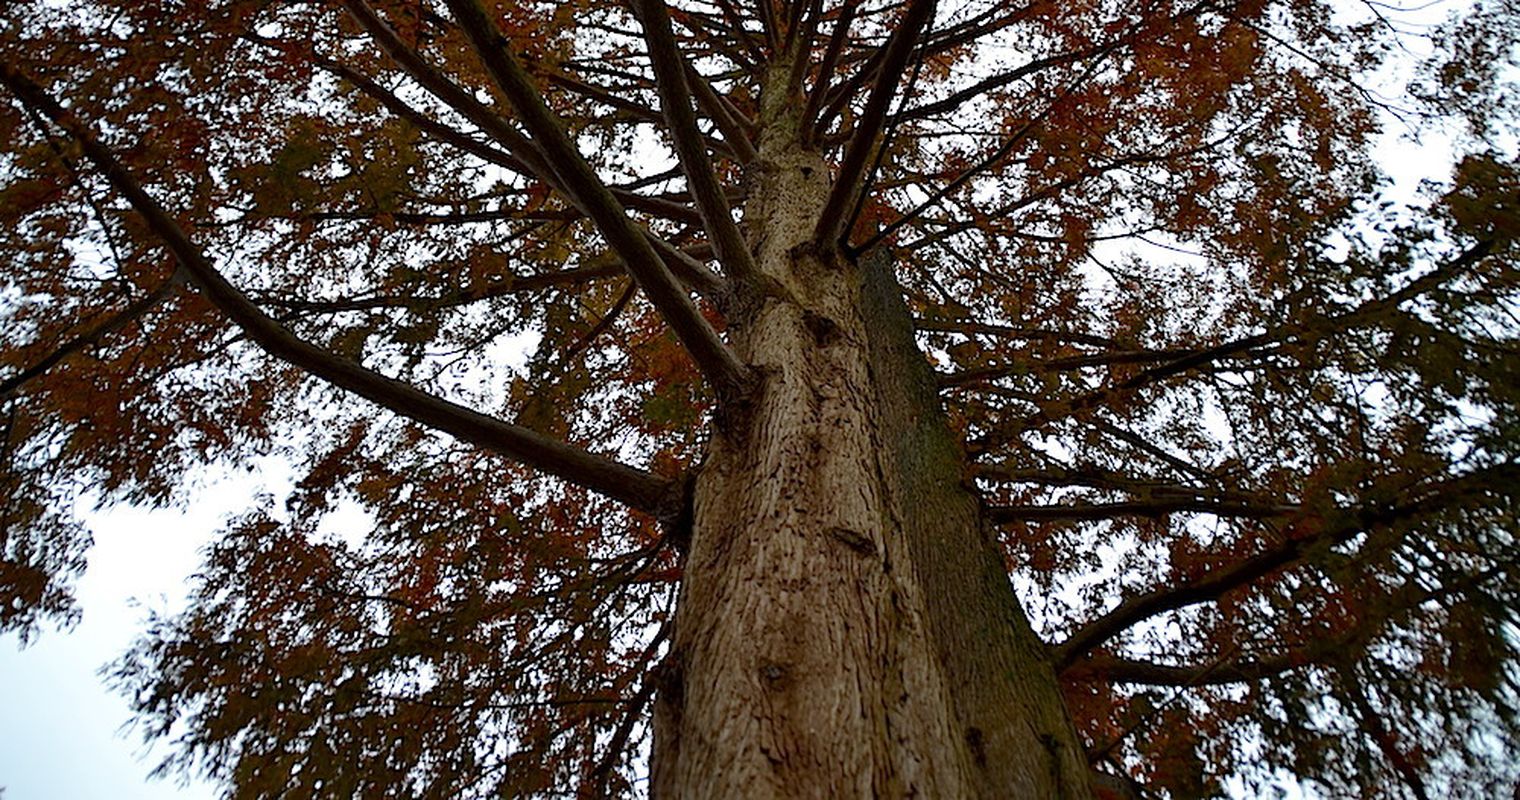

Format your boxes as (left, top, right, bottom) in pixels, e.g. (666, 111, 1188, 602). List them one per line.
(1, 0, 1517, 796)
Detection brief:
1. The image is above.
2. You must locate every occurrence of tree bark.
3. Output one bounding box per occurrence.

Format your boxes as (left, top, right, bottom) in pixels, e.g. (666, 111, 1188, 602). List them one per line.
(649, 74, 1093, 797)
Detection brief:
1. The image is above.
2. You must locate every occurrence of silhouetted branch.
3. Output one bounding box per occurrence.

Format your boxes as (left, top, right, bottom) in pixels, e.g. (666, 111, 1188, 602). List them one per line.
(1052, 462, 1520, 668)
(987, 499, 1296, 523)
(1, 278, 177, 400)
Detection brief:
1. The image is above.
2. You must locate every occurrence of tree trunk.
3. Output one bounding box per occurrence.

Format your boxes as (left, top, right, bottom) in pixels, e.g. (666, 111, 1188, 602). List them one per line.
(649, 85, 1095, 797)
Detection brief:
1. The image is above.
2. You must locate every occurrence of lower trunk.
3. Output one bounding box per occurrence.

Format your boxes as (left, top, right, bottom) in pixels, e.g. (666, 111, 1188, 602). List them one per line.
(649, 240, 1093, 797)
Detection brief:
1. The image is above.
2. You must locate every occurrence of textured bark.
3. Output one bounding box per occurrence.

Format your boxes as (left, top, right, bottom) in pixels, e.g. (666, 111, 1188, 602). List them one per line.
(649, 71, 1093, 798)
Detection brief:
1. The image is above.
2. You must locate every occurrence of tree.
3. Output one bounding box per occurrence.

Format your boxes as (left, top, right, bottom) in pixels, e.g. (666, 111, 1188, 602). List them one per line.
(0, 0, 1517, 795)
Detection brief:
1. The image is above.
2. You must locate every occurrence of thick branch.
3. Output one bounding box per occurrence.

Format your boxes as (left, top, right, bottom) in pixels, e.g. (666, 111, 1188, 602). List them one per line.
(443, 0, 754, 404)
(0, 62, 675, 513)
(1343, 671, 1434, 800)
(785, 0, 825, 90)
(685, 64, 759, 163)
(671, 6, 762, 73)
(634, 0, 760, 287)
(340, 1, 547, 176)
(813, 0, 935, 246)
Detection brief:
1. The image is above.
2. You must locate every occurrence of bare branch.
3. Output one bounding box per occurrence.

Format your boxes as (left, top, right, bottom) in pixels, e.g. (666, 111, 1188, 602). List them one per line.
(894, 47, 1095, 122)
(685, 64, 759, 163)
(255, 262, 626, 316)
(915, 318, 1129, 349)
(635, 0, 761, 287)
(326, 59, 707, 226)
(855, 55, 1108, 253)
(799, 1, 855, 143)
(338, 2, 722, 292)
(339, 0, 548, 177)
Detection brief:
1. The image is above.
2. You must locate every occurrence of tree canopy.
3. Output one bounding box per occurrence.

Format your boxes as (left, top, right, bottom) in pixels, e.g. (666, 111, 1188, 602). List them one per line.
(1, 0, 1517, 796)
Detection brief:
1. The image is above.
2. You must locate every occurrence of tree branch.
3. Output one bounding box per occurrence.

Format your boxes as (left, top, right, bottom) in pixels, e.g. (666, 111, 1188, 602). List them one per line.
(685, 64, 759, 163)
(855, 55, 1109, 254)
(1050, 462, 1520, 669)
(254, 262, 625, 316)
(1342, 669, 1434, 800)
(1019, 238, 1498, 432)
(1064, 651, 1311, 686)
(338, 2, 723, 294)
(936, 347, 1196, 386)
(894, 47, 1095, 122)
(443, 0, 755, 405)
(0, 277, 178, 400)
(0, 62, 676, 514)
(915, 318, 1128, 349)
(799, 1, 855, 143)
(813, 0, 935, 246)
(987, 498, 1296, 523)
(634, 0, 761, 287)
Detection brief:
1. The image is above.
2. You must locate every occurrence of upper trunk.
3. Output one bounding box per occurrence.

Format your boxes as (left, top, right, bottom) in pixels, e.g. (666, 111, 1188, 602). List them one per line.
(649, 79, 1093, 798)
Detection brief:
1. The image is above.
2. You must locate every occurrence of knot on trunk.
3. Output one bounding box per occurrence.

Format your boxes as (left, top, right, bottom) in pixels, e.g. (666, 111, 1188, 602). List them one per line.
(758, 660, 792, 691)
(825, 526, 877, 557)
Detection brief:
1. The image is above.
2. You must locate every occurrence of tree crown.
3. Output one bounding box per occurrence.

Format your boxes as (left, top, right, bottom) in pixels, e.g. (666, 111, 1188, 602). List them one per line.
(1, 0, 1517, 795)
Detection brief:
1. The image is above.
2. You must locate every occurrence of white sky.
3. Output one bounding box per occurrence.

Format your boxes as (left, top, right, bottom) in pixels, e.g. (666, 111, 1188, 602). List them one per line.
(0, 473, 261, 800)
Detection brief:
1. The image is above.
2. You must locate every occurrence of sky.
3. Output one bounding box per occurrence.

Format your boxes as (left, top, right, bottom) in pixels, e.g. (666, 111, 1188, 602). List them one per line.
(0, 474, 258, 800)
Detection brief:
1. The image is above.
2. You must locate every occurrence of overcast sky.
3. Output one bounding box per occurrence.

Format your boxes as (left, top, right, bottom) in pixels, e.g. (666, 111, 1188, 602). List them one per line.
(0, 471, 261, 800)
